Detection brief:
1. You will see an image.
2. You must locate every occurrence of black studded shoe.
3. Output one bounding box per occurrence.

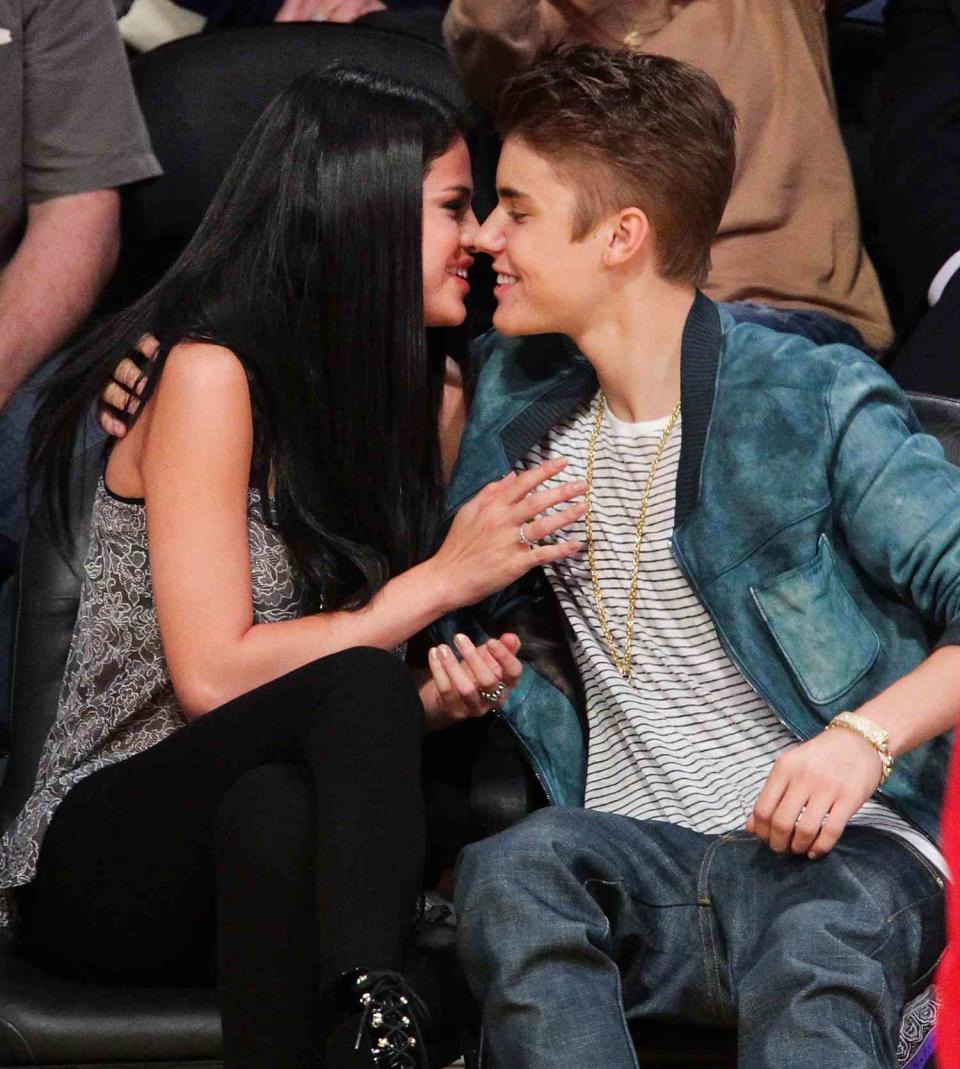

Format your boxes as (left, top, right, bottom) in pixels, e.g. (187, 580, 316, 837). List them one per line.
(326, 969, 430, 1069)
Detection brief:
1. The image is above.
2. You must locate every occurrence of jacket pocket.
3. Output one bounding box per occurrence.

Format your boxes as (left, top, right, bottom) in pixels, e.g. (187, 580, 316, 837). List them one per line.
(750, 534, 880, 706)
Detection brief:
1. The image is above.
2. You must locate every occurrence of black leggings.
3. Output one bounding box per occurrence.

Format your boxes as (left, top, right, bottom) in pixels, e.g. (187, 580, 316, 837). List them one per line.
(19, 646, 426, 1068)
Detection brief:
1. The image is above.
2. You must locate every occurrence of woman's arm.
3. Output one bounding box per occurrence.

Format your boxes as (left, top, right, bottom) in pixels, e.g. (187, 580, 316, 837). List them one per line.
(141, 343, 584, 718)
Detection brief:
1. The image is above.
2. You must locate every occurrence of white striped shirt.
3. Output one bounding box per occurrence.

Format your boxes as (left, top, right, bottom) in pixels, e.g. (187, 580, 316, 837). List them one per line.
(521, 397, 946, 875)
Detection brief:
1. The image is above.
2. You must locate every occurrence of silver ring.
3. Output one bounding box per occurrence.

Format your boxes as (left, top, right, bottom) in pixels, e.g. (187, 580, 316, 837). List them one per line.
(478, 681, 507, 705)
(518, 523, 535, 550)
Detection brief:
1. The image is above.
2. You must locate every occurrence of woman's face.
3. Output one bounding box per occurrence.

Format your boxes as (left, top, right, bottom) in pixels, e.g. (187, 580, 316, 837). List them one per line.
(422, 136, 479, 328)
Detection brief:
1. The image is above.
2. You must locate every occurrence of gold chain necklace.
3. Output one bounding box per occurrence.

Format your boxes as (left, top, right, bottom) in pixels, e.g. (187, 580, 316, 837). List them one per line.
(585, 393, 681, 682)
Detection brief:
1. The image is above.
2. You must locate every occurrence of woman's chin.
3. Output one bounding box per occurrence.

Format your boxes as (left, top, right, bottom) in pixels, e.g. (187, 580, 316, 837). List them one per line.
(425, 304, 468, 329)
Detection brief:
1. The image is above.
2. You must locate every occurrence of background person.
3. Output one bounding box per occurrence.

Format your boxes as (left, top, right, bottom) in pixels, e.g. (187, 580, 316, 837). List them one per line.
(0, 0, 160, 557)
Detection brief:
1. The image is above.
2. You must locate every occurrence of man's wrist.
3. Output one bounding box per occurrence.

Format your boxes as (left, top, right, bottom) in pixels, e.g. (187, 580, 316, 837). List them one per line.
(826, 711, 894, 785)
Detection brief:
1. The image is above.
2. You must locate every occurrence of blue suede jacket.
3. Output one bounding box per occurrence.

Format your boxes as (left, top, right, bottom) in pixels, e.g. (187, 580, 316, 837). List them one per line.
(431, 293, 959, 844)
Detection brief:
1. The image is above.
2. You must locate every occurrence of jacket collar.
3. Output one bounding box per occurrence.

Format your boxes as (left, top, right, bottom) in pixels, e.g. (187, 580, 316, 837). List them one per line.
(446, 291, 723, 523)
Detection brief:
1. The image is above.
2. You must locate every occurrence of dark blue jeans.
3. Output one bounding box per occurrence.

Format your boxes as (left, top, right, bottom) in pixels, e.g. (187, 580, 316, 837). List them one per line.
(455, 808, 945, 1069)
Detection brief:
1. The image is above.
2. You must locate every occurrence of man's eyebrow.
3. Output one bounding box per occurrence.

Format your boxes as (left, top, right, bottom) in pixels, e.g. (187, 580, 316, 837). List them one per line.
(498, 187, 533, 204)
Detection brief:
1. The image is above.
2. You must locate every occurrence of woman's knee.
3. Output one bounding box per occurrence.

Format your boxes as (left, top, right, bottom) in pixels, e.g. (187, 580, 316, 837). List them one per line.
(315, 646, 422, 736)
(215, 764, 313, 876)
(326, 646, 416, 695)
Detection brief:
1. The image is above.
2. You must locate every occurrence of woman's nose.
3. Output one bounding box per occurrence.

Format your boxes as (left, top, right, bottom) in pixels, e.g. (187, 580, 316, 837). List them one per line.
(461, 208, 481, 251)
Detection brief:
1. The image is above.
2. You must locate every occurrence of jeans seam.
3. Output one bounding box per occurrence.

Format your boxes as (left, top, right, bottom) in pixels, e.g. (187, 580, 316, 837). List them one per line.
(866, 978, 889, 1065)
(612, 953, 643, 1069)
(580, 876, 640, 1068)
(873, 891, 947, 1000)
(583, 878, 620, 940)
(886, 890, 944, 927)
(695, 837, 729, 1026)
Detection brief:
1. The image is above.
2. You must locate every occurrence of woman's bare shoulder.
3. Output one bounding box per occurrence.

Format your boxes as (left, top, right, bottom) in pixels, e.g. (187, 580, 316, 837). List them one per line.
(160, 341, 248, 394)
(143, 341, 254, 468)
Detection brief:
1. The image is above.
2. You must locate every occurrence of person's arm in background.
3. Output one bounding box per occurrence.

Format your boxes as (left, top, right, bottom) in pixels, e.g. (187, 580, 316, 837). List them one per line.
(0, 0, 160, 408)
(0, 192, 119, 410)
(274, 0, 384, 21)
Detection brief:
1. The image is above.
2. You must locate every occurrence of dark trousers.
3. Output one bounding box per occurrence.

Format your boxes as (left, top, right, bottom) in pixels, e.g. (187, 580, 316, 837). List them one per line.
(889, 270, 960, 398)
(19, 646, 426, 1069)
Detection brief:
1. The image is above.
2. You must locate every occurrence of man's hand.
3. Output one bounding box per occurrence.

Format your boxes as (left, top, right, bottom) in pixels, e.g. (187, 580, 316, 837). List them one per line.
(418, 632, 523, 731)
(99, 334, 158, 438)
(746, 728, 884, 860)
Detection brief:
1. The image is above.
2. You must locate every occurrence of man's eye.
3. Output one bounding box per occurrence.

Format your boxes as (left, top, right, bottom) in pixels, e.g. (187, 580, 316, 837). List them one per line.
(508, 211, 528, 222)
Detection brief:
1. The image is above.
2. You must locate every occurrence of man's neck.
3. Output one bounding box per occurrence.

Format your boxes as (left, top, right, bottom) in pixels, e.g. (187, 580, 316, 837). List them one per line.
(571, 279, 695, 424)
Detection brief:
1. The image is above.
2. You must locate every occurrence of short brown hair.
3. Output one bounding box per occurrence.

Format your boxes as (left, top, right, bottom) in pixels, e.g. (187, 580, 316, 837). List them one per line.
(495, 45, 737, 285)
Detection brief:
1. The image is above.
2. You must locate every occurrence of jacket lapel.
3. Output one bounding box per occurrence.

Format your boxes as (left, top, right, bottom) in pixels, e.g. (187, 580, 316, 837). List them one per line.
(674, 291, 723, 528)
(446, 292, 723, 520)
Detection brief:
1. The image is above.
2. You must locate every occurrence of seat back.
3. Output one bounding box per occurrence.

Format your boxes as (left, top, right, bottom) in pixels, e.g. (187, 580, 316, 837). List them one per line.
(0, 443, 102, 836)
(106, 20, 469, 309)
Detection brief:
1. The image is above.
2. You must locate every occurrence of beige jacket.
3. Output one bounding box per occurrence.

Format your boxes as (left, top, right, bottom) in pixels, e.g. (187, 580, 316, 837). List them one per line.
(444, 0, 892, 351)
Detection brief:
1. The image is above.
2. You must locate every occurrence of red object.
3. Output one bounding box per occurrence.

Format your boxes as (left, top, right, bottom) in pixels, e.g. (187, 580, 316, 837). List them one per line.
(939, 742, 960, 1067)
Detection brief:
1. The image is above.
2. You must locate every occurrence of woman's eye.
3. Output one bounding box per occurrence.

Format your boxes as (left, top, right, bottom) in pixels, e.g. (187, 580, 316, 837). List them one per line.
(444, 199, 470, 219)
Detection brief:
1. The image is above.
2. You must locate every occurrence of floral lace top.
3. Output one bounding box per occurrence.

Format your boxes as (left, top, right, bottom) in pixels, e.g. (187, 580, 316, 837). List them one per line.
(0, 479, 304, 926)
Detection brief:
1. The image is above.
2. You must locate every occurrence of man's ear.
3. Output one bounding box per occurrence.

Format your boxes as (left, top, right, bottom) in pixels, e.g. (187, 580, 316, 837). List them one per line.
(602, 207, 652, 268)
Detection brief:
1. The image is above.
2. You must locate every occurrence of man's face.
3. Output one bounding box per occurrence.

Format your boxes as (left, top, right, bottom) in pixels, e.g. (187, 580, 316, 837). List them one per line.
(475, 137, 605, 338)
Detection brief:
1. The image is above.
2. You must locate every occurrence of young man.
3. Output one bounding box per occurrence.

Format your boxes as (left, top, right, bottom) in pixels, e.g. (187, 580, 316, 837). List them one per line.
(438, 46, 952, 1069)
(443, 0, 893, 354)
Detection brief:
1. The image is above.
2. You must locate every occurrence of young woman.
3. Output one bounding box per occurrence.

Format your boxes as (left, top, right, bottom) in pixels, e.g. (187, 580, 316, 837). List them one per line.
(0, 68, 584, 1068)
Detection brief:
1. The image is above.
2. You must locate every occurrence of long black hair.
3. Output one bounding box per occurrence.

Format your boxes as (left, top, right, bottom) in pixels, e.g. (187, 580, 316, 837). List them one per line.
(31, 67, 466, 612)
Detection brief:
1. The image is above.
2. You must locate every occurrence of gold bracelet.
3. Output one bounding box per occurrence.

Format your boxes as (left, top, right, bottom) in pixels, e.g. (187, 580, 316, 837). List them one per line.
(825, 711, 894, 786)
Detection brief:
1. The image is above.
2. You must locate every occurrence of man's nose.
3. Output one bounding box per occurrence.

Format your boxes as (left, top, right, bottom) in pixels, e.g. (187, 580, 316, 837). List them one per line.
(474, 211, 506, 256)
